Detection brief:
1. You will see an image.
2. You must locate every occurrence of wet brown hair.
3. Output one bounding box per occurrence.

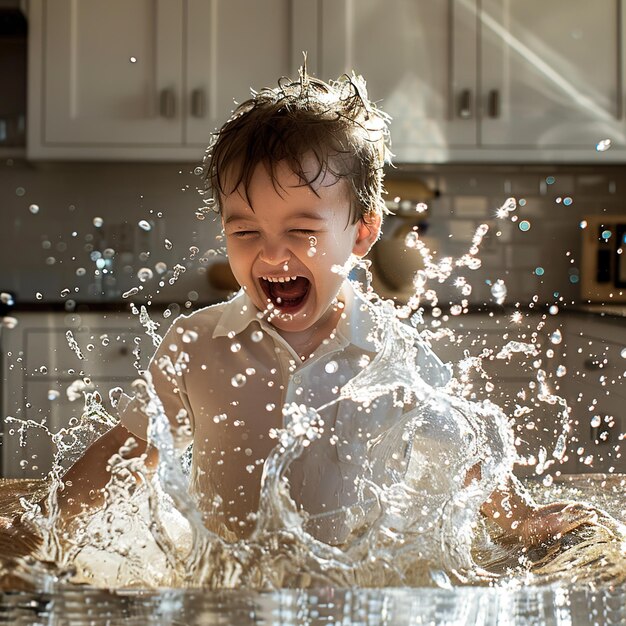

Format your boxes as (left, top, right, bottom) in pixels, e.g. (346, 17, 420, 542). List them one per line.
(198, 65, 392, 224)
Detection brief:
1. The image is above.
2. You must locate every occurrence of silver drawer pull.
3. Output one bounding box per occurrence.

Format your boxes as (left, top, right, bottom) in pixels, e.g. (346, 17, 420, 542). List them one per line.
(487, 89, 500, 118)
(458, 89, 473, 119)
(191, 88, 206, 118)
(160, 89, 176, 119)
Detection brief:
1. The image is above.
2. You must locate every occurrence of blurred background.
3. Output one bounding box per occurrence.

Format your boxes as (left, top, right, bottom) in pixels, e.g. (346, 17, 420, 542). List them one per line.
(0, 0, 624, 478)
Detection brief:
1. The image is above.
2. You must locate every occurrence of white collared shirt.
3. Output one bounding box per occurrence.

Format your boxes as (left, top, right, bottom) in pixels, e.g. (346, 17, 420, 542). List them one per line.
(120, 278, 453, 544)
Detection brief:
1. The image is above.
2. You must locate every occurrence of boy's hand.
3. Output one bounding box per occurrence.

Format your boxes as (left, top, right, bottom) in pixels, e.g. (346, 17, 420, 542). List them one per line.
(506, 501, 599, 546)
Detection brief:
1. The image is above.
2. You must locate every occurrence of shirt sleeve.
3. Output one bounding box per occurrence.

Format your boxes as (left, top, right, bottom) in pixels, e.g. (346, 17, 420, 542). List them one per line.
(118, 316, 195, 455)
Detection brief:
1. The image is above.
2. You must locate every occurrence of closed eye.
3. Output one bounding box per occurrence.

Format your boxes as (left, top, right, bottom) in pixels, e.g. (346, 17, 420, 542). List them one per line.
(230, 230, 258, 238)
(290, 229, 316, 235)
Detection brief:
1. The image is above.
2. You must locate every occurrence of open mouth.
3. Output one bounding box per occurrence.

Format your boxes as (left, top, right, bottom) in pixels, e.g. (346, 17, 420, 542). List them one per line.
(259, 275, 311, 311)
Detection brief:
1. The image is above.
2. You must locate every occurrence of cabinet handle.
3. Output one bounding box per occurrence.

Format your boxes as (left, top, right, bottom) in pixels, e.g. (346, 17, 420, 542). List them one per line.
(487, 89, 500, 118)
(458, 89, 473, 119)
(191, 89, 206, 118)
(160, 89, 176, 119)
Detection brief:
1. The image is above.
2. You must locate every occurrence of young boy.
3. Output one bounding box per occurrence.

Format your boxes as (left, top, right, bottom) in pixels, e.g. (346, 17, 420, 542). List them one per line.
(49, 69, 596, 549)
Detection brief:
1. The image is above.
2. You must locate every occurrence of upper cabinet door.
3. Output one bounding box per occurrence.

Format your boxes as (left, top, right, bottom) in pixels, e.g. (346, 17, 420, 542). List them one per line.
(184, 0, 295, 148)
(480, 0, 625, 149)
(319, 0, 478, 162)
(29, 0, 184, 155)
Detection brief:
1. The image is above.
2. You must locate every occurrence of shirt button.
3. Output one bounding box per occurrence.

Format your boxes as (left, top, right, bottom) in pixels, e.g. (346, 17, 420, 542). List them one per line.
(293, 374, 302, 384)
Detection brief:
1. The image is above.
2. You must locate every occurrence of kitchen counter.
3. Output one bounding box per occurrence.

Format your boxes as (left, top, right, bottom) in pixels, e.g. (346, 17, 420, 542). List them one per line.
(567, 303, 626, 318)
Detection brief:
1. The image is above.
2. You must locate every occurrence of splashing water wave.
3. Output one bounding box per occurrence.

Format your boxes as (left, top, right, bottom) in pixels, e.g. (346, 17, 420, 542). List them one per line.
(0, 198, 624, 596)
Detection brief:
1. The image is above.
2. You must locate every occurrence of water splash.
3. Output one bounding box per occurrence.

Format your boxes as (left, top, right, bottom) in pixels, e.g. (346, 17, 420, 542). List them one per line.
(1, 195, 624, 597)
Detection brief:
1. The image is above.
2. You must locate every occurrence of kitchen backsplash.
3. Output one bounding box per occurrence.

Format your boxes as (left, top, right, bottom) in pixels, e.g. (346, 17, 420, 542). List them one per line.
(1, 159, 625, 308)
(378, 164, 626, 308)
(0, 160, 219, 309)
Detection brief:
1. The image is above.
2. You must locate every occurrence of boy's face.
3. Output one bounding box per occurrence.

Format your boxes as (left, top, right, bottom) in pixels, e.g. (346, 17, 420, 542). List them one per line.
(221, 157, 380, 339)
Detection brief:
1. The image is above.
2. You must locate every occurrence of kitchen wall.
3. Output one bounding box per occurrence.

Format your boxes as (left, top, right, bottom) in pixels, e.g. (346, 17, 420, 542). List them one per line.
(377, 163, 626, 307)
(0, 158, 223, 309)
(1, 158, 625, 309)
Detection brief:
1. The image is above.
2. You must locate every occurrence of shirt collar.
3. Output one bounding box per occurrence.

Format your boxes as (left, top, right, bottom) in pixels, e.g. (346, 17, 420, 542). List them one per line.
(212, 267, 378, 353)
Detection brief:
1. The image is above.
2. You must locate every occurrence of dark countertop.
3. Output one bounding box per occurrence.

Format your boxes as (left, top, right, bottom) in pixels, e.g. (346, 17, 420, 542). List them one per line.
(3, 300, 626, 319)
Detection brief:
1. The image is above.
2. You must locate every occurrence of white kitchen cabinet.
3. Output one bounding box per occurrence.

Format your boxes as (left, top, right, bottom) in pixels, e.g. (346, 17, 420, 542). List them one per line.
(480, 0, 625, 150)
(27, 0, 312, 160)
(320, 0, 626, 163)
(320, 0, 478, 162)
(1, 311, 150, 478)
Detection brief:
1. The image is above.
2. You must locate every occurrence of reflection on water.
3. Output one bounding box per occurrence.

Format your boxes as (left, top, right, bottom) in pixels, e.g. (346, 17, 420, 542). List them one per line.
(1, 584, 625, 626)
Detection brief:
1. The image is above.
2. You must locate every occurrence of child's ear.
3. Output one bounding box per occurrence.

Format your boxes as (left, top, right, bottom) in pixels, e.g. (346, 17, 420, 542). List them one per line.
(352, 212, 382, 258)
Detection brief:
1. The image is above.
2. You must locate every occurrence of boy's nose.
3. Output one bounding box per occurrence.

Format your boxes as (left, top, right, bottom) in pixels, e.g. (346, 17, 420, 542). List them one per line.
(258, 240, 290, 266)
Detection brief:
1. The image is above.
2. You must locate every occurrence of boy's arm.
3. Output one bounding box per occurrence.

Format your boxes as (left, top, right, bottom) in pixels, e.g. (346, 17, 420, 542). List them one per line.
(53, 422, 157, 522)
(472, 467, 598, 545)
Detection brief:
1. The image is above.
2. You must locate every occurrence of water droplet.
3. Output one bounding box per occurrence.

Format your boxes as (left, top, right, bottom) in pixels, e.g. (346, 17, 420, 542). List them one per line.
(230, 342, 241, 353)
(93, 217, 104, 227)
(155, 262, 168, 274)
(122, 287, 140, 299)
(542, 474, 554, 487)
(60, 288, 70, 297)
(39, 366, 47, 374)
(490, 279, 507, 304)
(100, 335, 110, 347)
(231, 373, 247, 387)
(324, 360, 338, 374)
(194, 166, 204, 175)
(579, 220, 587, 229)
(1, 292, 14, 305)
(307, 247, 317, 257)
(137, 267, 153, 282)
(29, 204, 40, 214)
(251, 330, 263, 343)
(620, 348, 626, 359)
(265, 403, 275, 411)
(164, 239, 173, 250)
(138, 220, 151, 231)
(76, 267, 86, 277)
(36, 292, 43, 300)
(2, 316, 18, 329)
(596, 138, 612, 152)
(182, 330, 198, 343)
(534, 267, 544, 276)
(590, 415, 602, 428)
(405, 231, 419, 248)
(450, 304, 463, 316)
(518, 220, 531, 232)
(129, 56, 137, 63)
(550, 330, 562, 345)
(549, 305, 559, 315)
